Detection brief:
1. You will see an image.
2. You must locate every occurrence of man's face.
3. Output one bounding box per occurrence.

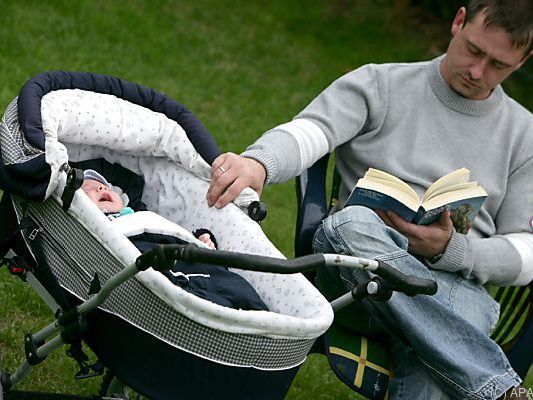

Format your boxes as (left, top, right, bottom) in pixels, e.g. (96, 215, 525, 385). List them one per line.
(81, 179, 124, 213)
(441, 7, 530, 100)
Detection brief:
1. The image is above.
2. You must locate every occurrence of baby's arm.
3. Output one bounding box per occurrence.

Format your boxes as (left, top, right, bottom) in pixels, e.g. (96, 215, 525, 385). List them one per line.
(193, 228, 218, 250)
(197, 233, 216, 250)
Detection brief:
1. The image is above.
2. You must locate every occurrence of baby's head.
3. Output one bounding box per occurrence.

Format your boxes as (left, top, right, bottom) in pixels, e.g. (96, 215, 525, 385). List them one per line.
(81, 170, 124, 213)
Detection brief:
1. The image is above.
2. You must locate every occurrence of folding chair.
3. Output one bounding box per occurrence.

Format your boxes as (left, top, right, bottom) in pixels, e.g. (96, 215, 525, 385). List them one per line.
(295, 154, 533, 400)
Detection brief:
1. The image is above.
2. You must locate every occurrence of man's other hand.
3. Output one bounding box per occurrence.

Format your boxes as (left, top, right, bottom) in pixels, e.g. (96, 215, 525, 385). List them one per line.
(207, 152, 267, 208)
(377, 209, 453, 258)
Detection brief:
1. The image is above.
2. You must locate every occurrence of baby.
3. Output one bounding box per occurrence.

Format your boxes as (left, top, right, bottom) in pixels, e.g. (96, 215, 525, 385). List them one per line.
(81, 169, 216, 249)
(80, 169, 268, 311)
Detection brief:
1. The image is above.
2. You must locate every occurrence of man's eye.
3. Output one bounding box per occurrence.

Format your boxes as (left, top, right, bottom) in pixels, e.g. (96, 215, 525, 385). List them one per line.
(492, 61, 507, 70)
(468, 46, 481, 55)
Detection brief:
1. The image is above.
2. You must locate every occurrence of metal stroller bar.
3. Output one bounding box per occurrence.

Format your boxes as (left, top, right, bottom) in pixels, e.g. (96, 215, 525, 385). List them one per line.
(5, 260, 147, 391)
(136, 243, 438, 297)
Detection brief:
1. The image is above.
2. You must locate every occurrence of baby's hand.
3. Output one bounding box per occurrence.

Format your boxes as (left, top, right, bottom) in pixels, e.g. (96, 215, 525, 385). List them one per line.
(198, 233, 216, 250)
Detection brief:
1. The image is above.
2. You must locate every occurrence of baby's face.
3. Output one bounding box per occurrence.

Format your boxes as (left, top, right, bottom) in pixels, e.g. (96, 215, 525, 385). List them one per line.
(81, 179, 124, 213)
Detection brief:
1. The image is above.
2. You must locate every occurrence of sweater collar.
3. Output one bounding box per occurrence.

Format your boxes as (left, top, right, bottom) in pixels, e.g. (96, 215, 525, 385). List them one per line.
(427, 55, 503, 116)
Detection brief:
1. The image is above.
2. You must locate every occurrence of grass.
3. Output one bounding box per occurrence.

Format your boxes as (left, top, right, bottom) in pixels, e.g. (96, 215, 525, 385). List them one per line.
(0, 0, 531, 398)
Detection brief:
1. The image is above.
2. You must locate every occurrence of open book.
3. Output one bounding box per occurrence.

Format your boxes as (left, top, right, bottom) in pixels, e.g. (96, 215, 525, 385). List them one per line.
(345, 168, 487, 233)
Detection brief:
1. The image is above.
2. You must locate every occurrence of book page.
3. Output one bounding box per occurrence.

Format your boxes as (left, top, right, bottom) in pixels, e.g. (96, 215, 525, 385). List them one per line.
(422, 185, 487, 211)
(365, 168, 419, 201)
(424, 182, 478, 202)
(423, 168, 470, 202)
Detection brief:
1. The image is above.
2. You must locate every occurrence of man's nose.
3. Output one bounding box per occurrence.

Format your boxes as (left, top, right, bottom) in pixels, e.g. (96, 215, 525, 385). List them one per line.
(98, 185, 109, 191)
(469, 59, 487, 80)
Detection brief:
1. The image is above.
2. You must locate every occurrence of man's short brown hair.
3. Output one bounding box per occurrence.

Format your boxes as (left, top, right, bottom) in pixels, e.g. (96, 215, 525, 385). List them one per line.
(465, 0, 533, 55)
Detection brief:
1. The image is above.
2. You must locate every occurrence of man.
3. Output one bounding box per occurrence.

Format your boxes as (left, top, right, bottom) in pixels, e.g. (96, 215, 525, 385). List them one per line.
(207, 0, 532, 398)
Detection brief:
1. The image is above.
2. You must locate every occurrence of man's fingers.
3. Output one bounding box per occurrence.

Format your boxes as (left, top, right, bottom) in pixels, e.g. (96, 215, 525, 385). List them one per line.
(207, 169, 237, 206)
(211, 153, 231, 175)
(385, 211, 415, 234)
(214, 178, 248, 208)
(375, 209, 390, 225)
(207, 153, 266, 208)
(438, 209, 453, 229)
(207, 153, 237, 206)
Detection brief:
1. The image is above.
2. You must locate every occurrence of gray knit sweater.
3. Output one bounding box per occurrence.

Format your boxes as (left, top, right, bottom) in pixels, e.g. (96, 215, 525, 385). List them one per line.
(242, 56, 533, 285)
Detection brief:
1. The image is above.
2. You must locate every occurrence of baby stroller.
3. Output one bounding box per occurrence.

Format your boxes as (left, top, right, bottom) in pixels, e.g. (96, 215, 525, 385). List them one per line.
(0, 72, 436, 400)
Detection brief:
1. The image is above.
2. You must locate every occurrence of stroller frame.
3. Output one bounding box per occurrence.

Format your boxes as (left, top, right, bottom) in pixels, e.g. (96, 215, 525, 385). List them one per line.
(0, 187, 437, 399)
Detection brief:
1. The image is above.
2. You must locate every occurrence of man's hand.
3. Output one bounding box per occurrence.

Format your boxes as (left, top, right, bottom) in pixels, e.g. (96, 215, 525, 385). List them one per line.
(206, 152, 267, 208)
(376, 209, 453, 258)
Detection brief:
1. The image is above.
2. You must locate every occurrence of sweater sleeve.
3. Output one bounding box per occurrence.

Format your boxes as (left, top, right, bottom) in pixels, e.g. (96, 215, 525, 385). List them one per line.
(430, 155, 533, 285)
(241, 65, 387, 183)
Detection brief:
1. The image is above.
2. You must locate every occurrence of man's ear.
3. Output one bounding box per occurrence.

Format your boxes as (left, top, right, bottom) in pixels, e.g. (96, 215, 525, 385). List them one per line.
(451, 7, 467, 36)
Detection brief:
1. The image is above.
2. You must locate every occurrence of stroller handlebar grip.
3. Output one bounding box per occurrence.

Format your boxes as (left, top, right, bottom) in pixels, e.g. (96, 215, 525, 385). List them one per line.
(135, 244, 437, 297)
(375, 260, 438, 296)
(136, 243, 326, 273)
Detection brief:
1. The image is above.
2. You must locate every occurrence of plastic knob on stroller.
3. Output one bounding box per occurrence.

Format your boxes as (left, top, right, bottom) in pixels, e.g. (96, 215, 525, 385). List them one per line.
(61, 167, 84, 211)
(247, 201, 267, 222)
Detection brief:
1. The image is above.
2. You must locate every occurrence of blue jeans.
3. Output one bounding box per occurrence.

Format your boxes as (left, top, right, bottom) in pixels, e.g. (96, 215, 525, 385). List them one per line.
(313, 206, 521, 400)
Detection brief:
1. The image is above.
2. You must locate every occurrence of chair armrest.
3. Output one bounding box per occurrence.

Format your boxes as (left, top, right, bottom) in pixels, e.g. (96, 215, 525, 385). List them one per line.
(295, 154, 330, 257)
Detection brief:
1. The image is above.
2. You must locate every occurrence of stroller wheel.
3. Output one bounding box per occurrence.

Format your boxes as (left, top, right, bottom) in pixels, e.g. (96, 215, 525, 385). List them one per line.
(100, 369, 147, 400)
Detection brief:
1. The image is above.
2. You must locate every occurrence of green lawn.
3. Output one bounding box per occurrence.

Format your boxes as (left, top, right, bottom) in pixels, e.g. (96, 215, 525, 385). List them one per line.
(0, 0, 531, 398)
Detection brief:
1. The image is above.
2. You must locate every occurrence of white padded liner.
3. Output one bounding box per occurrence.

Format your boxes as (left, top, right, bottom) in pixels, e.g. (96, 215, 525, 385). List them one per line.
(42, 89, 333, 339)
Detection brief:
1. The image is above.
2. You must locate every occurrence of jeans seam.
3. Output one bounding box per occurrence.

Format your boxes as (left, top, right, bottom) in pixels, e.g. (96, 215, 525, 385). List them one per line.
(332, 219, 409, 261)
(449, 276, 463, 311)
(418, 357, 519, 400)
(418, 357, 486, 400)
(375, 250, 410, 262)
(330, 223, 353, 256)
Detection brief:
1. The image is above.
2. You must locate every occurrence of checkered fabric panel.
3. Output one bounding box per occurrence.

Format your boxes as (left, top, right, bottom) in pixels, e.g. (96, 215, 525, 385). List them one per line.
(0, 99, 42, 165)
(14, 196, 315, 370)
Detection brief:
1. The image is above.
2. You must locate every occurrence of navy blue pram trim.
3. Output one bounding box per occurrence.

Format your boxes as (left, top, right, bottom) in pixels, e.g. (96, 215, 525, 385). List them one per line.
(17, 71, 221, 163)
(0, 154, 51, 201)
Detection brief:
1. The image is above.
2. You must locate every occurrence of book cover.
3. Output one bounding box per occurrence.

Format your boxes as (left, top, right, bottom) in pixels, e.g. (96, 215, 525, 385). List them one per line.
(414, 196, 486, 233)
(347, 187, 418, 222)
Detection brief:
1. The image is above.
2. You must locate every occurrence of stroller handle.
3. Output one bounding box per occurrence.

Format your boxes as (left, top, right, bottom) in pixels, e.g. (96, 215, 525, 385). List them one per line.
(135, 244, 438, 297)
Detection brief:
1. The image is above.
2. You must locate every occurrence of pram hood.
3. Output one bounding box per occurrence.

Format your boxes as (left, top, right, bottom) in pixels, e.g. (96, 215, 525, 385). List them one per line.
(0, 72, 333, 369)
(1, 71, 258, 207)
